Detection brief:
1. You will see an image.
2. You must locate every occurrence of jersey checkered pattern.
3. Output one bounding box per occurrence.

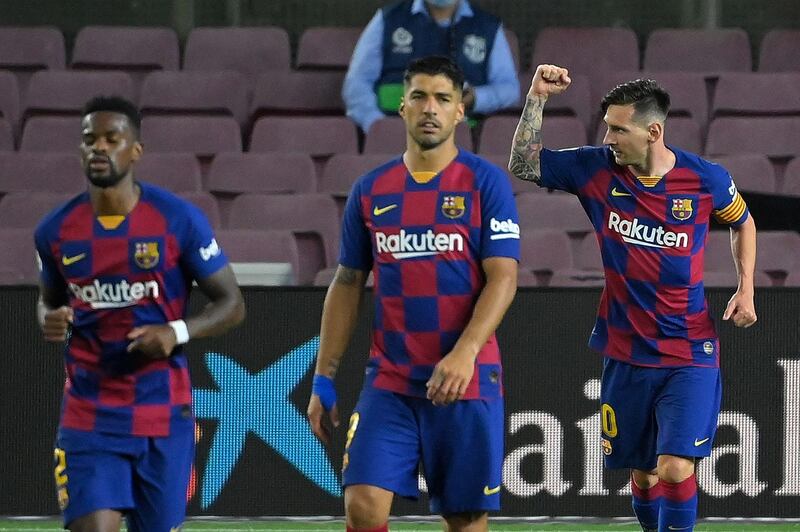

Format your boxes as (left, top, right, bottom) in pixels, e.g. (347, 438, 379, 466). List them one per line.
(35, 182, 228, 436)
(540, 146, 749, 368)
(339, 150, 520, 399)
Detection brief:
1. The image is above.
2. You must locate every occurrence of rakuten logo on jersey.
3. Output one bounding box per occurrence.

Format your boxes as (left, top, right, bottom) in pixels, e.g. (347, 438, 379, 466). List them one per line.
(375, 229, 464, 259)
(490, 217, 520, 240)
(69, 279, 160, 309)
(607, 211, 689, 249)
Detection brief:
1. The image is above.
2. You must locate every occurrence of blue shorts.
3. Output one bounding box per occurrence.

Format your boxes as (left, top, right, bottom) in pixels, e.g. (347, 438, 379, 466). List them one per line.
(600, 357, 722, 471)
(342, 386, 504, 515)
(54, 421, 194, 532)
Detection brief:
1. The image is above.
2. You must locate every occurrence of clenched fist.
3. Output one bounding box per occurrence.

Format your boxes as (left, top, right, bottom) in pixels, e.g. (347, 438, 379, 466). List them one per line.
(529, 64, 571, 98)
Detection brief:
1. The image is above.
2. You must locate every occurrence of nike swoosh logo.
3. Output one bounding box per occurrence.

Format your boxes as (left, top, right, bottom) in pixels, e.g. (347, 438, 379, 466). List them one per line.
(694, 437, 710, 446)
(62, 253, 86, 266)
(373, 204, 398, 216)
(483, 484, 501, 495)
(611, 187, 631, 197)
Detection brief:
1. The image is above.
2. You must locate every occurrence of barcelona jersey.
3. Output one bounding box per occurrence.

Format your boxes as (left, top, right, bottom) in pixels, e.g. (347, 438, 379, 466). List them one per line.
(35, 182, 228, 437)
(539, 146, 749, 368)
(339, 149, 520, 399)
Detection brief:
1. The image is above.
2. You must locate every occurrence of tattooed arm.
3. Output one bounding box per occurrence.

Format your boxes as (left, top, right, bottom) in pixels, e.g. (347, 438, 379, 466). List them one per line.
(508, 64, 571, 184)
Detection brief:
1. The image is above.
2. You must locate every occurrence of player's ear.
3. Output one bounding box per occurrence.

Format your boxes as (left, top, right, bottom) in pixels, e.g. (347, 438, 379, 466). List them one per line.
(647, 121, 663, 143)
(398, 98, 405, 116)
(131, 140, 143, 161)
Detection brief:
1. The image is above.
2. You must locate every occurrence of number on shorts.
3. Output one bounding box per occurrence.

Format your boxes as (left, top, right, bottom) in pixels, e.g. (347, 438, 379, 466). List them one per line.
(601, 403, 618, 438)
(342, 412, 360, 472)
(53, 448, 68, 486)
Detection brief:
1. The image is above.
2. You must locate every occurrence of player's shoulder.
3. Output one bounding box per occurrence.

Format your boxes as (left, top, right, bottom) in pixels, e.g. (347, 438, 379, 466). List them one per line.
(672, 146, 730, 182)
(354, 155, 406, 192)
(458, 150, 507, 182)
(138, 181, 205, 221)
(34, 192, 89, 243)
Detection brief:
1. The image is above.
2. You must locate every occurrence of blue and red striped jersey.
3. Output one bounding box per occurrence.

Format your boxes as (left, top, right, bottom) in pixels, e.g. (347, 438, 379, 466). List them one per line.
(34, 182, 228, 437)
(339, 149, 520, 399)
(540, 146, 749, 368)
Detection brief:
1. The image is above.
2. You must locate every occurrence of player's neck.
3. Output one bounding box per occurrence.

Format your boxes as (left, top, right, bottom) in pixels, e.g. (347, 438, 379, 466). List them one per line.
(403, 142, 458, 174)
(426, 2, 458, 23)
(629, 144, 676, 177)
(89, 177, 140, 216)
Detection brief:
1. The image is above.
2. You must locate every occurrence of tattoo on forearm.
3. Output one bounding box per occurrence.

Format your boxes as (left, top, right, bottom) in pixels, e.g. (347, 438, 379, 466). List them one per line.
(327, 358, 340, 378)
(333, 266, 358, 286)
(509, 96, 545, 183)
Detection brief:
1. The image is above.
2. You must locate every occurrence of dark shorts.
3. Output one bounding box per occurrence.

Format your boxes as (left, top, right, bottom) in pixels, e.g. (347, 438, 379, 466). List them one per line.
(341, 386, 504, 515)
(54, 420, 194, 532)
(600, 357, 722, 470)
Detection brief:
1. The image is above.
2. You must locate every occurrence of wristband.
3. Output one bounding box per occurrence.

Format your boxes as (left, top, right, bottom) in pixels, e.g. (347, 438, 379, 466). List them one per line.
(312, 374, 337, 411)
(168, 320, 190, 345)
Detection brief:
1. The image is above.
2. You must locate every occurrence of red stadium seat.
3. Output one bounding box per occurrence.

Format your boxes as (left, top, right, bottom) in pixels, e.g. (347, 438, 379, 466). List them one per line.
(135, 153, 203, 193)
(707, 154, 777, 194)
(0, 152, 84, 195)
(71, 26, 179, 72)
(296, 27, 362, 70)
(520, 230, 573, 273)
(0, 228, 39, 284)
(0, 26, 65, 92)
(249, 116, 358, 157)
(706, 117, 800, 158)
(20, 116, 81, 152)
(141, 116, 242, 158)
(0, 191, 73, 229)
(644, 29, 751, 73)
(758, 30, 800, 72)
(712, 73, 800, 119)
(216, 229, 301, 285)
(782, 158, 800, 196)
(250, 71, 346, 118)
(0, 71, 20, 130)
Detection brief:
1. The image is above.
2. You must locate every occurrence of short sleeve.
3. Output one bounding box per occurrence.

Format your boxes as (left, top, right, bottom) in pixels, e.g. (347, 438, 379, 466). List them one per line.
(539, 147, 590, 194)
(34, 224, 64, 289)
(338, 180, 373, 271)
(480, 164, 520, 261)
(707, 164, 749, 227)
(180, 204, 229, 280)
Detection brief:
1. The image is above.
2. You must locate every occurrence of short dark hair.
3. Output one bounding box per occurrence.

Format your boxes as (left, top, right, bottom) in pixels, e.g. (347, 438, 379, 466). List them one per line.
(601, 79, 670, 123)
(81, 95, 141, 137)
(403, 55, 464, 93)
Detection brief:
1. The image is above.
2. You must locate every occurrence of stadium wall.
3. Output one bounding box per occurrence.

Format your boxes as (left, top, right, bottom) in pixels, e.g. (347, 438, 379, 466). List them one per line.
(2, 286, 799, 517)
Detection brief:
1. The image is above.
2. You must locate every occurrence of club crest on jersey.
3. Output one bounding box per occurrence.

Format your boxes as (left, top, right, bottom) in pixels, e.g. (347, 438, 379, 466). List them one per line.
(671, 198, 694, 221)
(134, 241, 160, 269)
(442, 195, 466, 218)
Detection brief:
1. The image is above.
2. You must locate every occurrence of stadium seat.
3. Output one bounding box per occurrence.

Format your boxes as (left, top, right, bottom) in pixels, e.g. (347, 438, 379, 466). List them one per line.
(481, 115, 586, 155)
(704, 230, 735, 273)
(476, 154, 547, 196)
(19, 116, 80, 152)
(711, 73, 800, 119)
(249, 116, 358, 157)
(22, 70, 135, 123)
(784, 271, 800, 287)
(644, 28, 752, 73)
(596, 116, 702, 154)
(548, 269, 605, 287)
(364, 116, 473, 154)
(707, 154, 777, 194)
(139, 71, 250, 126)
(0, 191, 73, 229)
(0, 72, 19, 130)
(516, 268, 539, 287)
(216, 228, 301, 285)
(0, 228, 39, 284)
(71, 26, 179, 73)
(706, 117, 800, 158)
(183, 27, 291, 82)
(296, 27, 362, 70)
(519, 230, 573, 273)
(756, 231, 800, 278)
(135, 153, 203, 193)
(782, 158, 800, 196)
(703, 269, 772, 287)
(140, 116, 242, 157)
(0, 152, 84, 195)
(0, 118, 13, 151)
(574, 233, 603, 271)
(320, 154, 391, 198)
(531, 27, 639, 86)
(227, 193, 340, 283)
(0, 26, 65, 91)
(177, 191, 222, 230)
(758, 30, 800, 72)
(512, 72, 592, 130)
(208, 152, 316, 196)
(250, 71, 346, 118)
(515, 192, 593, 234)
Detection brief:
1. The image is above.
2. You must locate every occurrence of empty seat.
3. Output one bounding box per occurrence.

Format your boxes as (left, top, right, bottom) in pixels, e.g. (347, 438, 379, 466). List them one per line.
(706, 117, 800, 158)
(597, 116, 701, 153)
(141, 116, 241, 157)
(516, 268, 539, 287)
(0, 27, 65, 91)
(207, 152, 316, 196)
(227, 193, 341, 283)
(512, 72, 592, 129)
(363, 116, 473, 154)
(644, 29, 751, 72)
(707, 154, 777, 194)
(784, 271, 800, 287)
(0, 152, 84, 195)
(296, 27, 362, 70)
(135, 153, 202, 192)
(574, 233, 603, 271)
(531, 27, 639, 85)
(481, 115, 586, 155)
(703, 230, 735, 273)
(250, 116, 357, 157)
(520, 230, 573, 272)
(504, 28, 521, 73)
(177, 191, 221, 229)
(22, 70, 135, 123)
(0, 118, 13, 151)
(548, 269, 605, 287)
(320, 154, 392, 197)
(250, 71, 346, 118)
(0, 71, 19, 128)
(216, 229, 301, 285)
(712, 73, 800, 118)
(139, 71, 250, 126)
(20, 116, 81, 152)
(516, 192, 593, 234)
(183, 27, 291, 82)
(0, 228, 39, 284)
(71, 26, 179, 73)
(757, 231, 800, 277)
(758, 30, 800, 72)
(0, 191, 73, 229)
(782, 158, 800, 196)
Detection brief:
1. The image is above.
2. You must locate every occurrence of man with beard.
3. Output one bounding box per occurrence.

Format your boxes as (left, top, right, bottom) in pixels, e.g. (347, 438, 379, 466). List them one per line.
(307, 56, 519, 532)
(34, 96, 245, 532)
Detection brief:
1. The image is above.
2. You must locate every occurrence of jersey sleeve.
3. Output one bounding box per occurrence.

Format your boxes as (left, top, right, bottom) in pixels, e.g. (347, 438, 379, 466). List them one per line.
(338, 179, 373, 271)
(179, 203, 229, 280)
(707, 164, 749, 227)
(480, 164, 520, 261)
(539, 147, 591, 194)
(34, 223, 65, 290)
